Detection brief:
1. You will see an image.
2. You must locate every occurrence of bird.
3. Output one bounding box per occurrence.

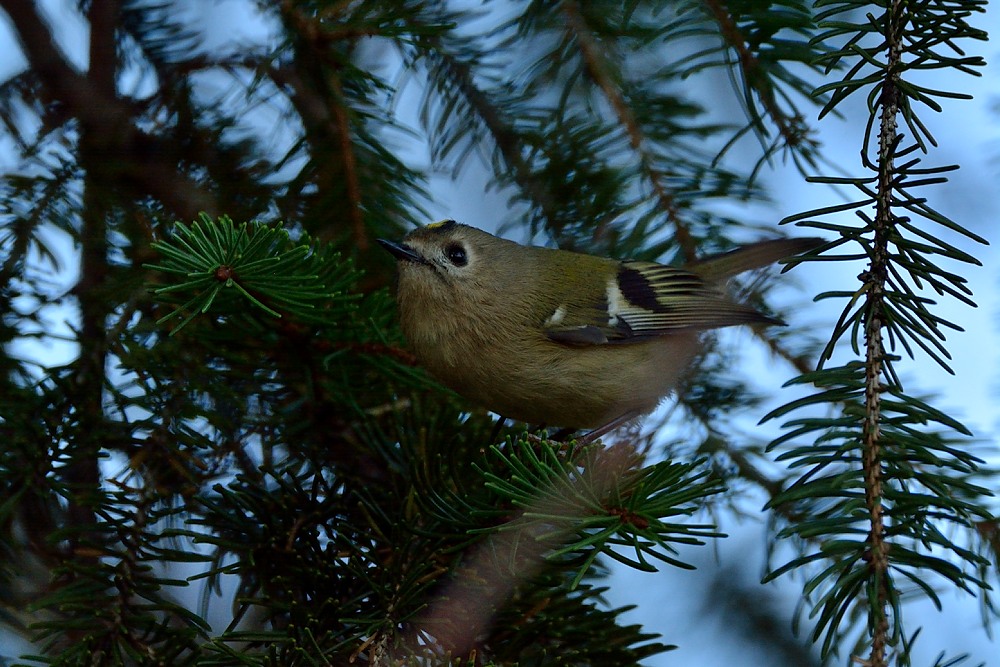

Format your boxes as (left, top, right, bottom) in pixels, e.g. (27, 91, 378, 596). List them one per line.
(379, 220, 818, 437)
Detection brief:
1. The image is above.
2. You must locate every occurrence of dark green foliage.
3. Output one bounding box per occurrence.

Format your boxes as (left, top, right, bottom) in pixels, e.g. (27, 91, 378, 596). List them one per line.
(147, 215, 359, 331)
(0, 1, 994, 666)
(479, 441, 724, 587)
(756, 0, 995, 662)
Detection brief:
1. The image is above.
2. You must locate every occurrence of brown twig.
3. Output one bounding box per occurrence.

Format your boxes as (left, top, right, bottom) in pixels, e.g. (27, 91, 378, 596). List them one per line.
(430, 50, 565, 227)
(755, 324, 817, 376)
(0, 1, 218, 220)
(560, 0, 698, 260)
(701, 0, 809, 151)
(330, 75, 369, 251)
(275, 4, 369, 250)
(857, 1, 908, 664)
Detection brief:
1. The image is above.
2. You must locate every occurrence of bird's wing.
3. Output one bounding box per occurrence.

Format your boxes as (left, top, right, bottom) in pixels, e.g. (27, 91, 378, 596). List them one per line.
(544, 261, 780, 346)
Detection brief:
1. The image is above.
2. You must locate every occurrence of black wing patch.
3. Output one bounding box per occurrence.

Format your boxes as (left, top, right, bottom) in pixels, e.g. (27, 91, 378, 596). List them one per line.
(543, 261, 781, 347)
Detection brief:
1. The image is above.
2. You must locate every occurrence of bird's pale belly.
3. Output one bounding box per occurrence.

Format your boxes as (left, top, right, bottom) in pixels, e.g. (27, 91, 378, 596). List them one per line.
(420, 333, 701, 429)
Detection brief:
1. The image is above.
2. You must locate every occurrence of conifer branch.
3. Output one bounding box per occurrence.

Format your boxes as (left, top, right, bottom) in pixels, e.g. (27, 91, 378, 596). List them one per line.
(560, 0, 698, 260)
(0, 3, 992, 663)
(0, 1, 218, 220)
(65, 0, 121, 563)
(277, 3, 371, 249)
(329, 74, 369, 251)
(860, 0, 908, 662)
(428, 49, 564, 224)
(701, 0, 809, 150)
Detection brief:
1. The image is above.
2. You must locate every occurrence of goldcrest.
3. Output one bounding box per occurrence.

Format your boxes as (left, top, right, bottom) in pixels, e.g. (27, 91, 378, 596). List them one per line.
(379, 221, 818, 433)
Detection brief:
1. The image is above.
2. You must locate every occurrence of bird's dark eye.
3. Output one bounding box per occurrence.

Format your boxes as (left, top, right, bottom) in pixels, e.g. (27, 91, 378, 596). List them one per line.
(445, 243, 468, 267)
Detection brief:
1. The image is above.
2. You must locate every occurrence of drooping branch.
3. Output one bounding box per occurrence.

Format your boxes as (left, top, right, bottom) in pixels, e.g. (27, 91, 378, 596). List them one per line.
(427, 49, 566, 227)
(559, 0, 821, 394)
(560, 0, 698, 259)
(859, 0, 908, 663)
(0, 0, 218, 219)
(701, 0, 812, 152)
(276, 3, 370, 249)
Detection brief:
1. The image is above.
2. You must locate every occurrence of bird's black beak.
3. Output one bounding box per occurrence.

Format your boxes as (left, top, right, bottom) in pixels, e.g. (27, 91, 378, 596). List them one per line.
(377, 238, 426, 264)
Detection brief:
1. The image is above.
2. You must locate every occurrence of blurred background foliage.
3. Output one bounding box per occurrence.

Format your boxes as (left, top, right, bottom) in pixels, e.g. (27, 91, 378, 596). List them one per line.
(0, 1, 994, 665)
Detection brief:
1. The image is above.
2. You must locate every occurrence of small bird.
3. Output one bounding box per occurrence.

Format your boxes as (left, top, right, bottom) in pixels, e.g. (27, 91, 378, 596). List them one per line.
(379, 220, 818, 436)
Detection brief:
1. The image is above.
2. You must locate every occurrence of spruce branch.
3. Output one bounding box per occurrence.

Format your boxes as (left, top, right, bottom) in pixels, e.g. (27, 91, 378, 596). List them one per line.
(146, 215, 351, 333)
(856, 0, 913, 661)
(701, 0, 815, 155)
(410, 438, 722, 657)
(61, 0, 124, 576)
(329, 73, 369, 251)
(0, 0, 219, 220)
(1, 3, 994, 664)
(414, 46, 566, 226)
(560, 0, 698, 259)
(277, 3, 369, 250)
(763, 0, 993, 660)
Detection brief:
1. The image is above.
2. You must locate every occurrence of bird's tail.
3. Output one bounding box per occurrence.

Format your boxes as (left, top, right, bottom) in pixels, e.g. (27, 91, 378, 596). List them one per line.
(689, 237, 823, 282)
